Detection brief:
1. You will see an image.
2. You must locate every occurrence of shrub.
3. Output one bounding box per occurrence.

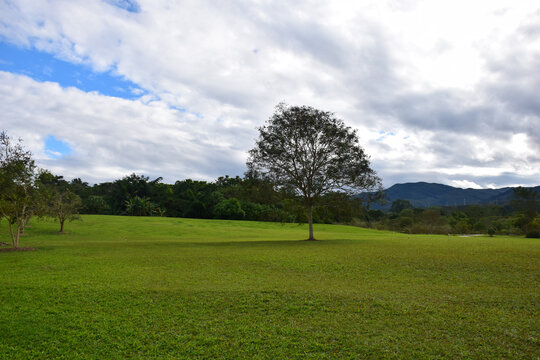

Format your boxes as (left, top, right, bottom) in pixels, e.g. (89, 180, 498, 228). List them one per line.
(398, 216, 413, 232)
(213, 198, 246, 220)
(452, 220, 471, 234)
(525, 218, 540, 238)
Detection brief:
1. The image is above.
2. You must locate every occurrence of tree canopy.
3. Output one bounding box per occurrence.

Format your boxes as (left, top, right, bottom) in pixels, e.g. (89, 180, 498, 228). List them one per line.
(248, 103, 381, 240)
(0, 130, 36, 247)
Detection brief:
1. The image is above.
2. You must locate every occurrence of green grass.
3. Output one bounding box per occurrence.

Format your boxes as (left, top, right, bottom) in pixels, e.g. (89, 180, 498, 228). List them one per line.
(1, 215, 538, 359)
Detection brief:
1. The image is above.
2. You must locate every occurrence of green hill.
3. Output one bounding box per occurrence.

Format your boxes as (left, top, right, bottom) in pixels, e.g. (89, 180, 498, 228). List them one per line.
(379, 182, 540, 208)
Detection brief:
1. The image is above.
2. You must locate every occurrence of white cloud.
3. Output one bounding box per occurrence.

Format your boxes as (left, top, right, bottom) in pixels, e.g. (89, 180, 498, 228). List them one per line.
(0, 71, 249, 183)
(449, 180, 483, 189)
(0, 0, 538, 188)
(45, 149, 62, 158)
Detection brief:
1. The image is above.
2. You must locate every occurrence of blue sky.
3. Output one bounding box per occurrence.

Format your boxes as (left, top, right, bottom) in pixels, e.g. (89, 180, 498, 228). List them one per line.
(0, 0, 538, 188)
(0, 42, 144, 99)
(44, 135, 71, 158)
(104, 0, 140, 13)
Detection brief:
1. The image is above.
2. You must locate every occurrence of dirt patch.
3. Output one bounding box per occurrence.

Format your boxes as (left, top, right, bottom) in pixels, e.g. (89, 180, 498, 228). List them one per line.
(0, 247, 36, 252)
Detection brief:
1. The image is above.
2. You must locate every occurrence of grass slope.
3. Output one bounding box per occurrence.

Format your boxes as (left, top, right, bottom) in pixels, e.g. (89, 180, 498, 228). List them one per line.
(1, 215, 538, 359)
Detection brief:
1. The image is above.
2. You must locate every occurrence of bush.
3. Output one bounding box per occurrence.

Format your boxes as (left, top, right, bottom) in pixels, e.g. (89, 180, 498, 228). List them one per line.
(398, 216, 413, 228)
(525, 218, 540, 238)
(452, 220, 471, 234)
(213, 198, 246, 220)
(240, 201, 266, 221)
(409, 224, 428, 234)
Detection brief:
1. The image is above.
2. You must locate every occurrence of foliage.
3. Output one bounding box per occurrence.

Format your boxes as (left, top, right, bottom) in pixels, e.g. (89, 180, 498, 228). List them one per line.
(125, 195, 163, 216)
(213, 198, 246, 220)
(526, 217, 540, 238)
(390, 199, 412, 214)
(35, 170, 82, 233)
(110, 174, 162, 214)
(512, 187, 539, 233)
(361, 201, 540, 236)
(0, 130, 36, 247)
(48, 189, 81, 232)
(420, 208, 445, 234)
(84, 195, 110, 214)
(248, 103, 380, 239)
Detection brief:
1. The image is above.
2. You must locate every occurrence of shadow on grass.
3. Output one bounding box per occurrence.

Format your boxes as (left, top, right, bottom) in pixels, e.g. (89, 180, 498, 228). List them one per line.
(43, 238, 372, 250)
(124, 238, 366, 248)
(0, 247, 37, 252)
(23, 228, 72, 236)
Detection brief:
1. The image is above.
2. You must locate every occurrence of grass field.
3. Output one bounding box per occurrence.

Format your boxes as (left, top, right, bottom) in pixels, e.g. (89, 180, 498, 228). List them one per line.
(0, 215, 538, 359)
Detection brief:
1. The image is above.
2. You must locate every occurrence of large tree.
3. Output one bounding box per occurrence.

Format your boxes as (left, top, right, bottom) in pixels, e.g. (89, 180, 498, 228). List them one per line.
(0, 130, 36, 247)
(248, 103, 381, 240)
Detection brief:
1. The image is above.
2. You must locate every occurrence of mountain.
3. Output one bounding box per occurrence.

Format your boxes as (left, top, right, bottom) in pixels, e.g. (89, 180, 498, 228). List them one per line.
(374, 182, 540, 209)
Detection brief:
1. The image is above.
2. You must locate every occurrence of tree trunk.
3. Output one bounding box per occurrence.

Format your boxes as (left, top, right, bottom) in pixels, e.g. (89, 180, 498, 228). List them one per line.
(307, 204, 315, 240)
(59, 219, 65, 233)
(19, 202, 26, 239)
(15, 225, 20, 248)
(8, 221, 16, 248)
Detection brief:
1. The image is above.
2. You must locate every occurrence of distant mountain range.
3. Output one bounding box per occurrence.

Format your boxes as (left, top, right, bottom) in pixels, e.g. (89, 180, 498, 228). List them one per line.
(374, 182, 540, 209)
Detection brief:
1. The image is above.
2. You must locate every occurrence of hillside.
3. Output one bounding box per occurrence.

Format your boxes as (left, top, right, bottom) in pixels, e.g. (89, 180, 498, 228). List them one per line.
(377, 182, 540, 209)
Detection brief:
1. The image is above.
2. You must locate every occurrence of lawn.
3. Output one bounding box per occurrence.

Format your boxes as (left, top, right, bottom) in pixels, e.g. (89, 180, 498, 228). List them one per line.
(1, 215, 538, 359)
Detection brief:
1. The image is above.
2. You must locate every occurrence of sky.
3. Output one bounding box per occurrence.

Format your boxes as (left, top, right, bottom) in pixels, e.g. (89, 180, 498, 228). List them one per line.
(0, 0, 539, 189)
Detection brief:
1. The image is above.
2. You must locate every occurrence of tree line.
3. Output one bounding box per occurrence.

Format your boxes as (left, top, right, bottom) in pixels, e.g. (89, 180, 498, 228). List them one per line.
(360, 192, 540, 238)
(58, 173, 373, 225)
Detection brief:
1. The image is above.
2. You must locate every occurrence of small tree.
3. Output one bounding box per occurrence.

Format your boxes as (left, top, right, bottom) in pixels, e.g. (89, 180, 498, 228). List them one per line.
(0, 130, 36, 247)
(50, 189, 81, 233)
(248, 103, 380, 240)
(36, 170, 82, 233)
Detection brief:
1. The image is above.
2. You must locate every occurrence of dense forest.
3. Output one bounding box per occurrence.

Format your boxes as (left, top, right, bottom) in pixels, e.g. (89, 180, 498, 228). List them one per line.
(63, 173, 360, 224)
(57, 173, 539, 237)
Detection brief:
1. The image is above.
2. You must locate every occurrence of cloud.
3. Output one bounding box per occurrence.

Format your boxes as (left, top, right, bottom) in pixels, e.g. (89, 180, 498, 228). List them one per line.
(449, 180, 483, 190)
(0, 71, 248, 183)
(480, 8, 540, 153)
(0, 0, 538, 188)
